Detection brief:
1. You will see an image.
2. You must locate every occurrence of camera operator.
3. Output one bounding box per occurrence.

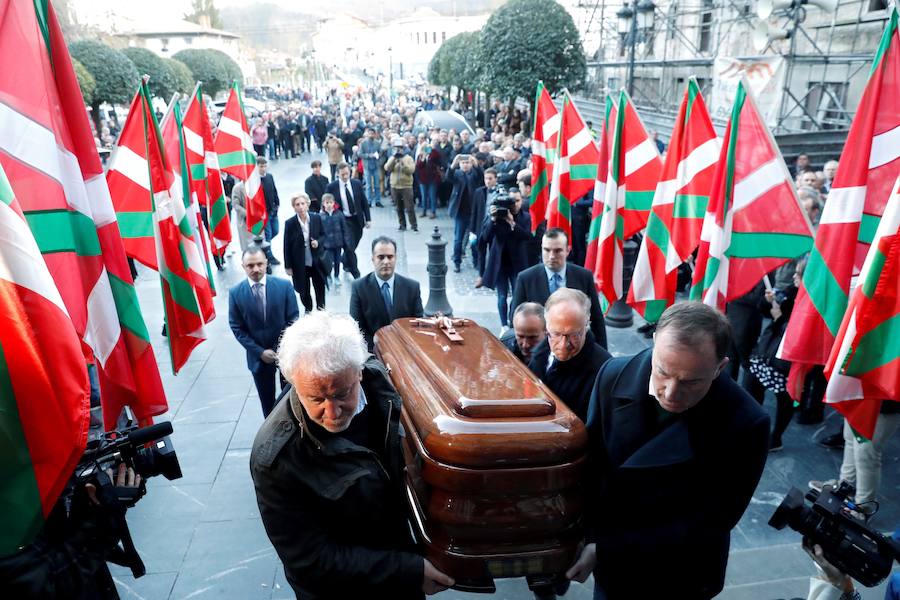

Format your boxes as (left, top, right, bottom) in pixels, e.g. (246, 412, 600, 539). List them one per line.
(479, 186, 531, 331)
(1, 463, 141, 598)
(804, 531, 899, 600)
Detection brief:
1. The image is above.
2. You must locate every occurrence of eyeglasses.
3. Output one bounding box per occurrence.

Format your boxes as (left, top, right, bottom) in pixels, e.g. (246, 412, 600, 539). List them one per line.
(546, 328, 587, 343)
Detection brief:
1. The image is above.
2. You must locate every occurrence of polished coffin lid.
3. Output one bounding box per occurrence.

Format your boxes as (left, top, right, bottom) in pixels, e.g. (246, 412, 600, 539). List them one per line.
(375, 319, 587, 469)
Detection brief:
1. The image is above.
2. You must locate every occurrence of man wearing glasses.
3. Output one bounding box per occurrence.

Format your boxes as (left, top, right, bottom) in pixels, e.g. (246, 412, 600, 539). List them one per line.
(528, 288, 610, 421)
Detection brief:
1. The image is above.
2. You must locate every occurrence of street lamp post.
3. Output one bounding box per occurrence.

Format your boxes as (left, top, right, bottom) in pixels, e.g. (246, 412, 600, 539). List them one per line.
(617, 0, 656, 97)
(388, 46, 393, 94)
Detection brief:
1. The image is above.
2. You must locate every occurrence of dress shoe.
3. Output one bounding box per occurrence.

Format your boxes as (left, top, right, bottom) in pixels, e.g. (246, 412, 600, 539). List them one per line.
(398, 226, 407, 232)
(269, 257, 281, 266)
(453, 263, 461, 273)
(375, 202, 384, 208)
(817, 433, 845, 450)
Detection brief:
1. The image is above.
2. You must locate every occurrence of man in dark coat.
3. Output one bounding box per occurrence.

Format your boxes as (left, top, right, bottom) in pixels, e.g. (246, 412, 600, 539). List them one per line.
(565, 302, 770, 599)
(512, 228, 608, 349)
(325, 162, 371, 279)
(500, 301, 546, 365)
(446, 154, 482, 272)
(480, 188, 531, 328)
(349, 236, 424, 352)
(284, 193, 326, 313)
(470, 168, 498, 281)
(257, 157, 282, 265)
(250, 312, 453, 598)
(228, 248, 299, 416)
(304, 160, 330, 212)
(528, 289, 610, 421)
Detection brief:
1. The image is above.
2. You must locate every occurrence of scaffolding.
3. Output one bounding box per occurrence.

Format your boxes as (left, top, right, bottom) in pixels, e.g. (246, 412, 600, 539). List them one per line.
(575, 0, 889, 135)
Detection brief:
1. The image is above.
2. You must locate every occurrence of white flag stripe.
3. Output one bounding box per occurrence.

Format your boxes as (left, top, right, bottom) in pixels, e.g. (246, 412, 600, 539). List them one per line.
(216, 116, 245, 141)
(544, 112, 561, 138)
(109, 145, 151, 192)
(818, 186, 867, 225)
(0, 201, 69, 314)
(83, 266, 122, 365)
(183, 125, 205, 158)
(624, 139, 658, 177)
(732, 159, 785, 213)
(675, 137, 721, 189)
(631, 243, 656, 301)
(825, 313, 864, 402)
(868, 123, 900, 169)
(568, 128, 595, 155)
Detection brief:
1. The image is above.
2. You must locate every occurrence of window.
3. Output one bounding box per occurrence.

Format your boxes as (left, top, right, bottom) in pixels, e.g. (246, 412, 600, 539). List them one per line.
(433, 32, 437, 44)
(868, 0, 888, 11)
(804, 82, 850, 130)
(698, 0, 713, 53)
(442, 31, 446, 42)
(423, 31, 428, 43)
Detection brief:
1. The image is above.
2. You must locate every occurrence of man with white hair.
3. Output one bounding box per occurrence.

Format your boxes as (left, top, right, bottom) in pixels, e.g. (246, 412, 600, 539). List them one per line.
(250, 311, 454, 598)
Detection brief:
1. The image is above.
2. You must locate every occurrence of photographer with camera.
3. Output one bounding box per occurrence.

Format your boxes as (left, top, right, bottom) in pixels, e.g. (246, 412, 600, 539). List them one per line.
(479, 186, 531, 331)
(384, 136, 417, 232)
(1, 422, 181, 599)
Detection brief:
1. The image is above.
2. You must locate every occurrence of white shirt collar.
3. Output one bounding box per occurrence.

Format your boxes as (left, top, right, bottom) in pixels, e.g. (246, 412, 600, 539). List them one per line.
(376, 274, 395, 290)
(545, 263, 566, 283)
(248, 275, 267, 288)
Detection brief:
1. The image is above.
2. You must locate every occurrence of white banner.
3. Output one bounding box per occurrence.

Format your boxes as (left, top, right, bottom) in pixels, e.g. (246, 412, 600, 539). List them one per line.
(711, 57, 786, 128)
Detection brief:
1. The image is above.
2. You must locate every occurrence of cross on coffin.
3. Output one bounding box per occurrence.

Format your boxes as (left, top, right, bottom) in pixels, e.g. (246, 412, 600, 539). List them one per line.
(409, 314, 470, 344)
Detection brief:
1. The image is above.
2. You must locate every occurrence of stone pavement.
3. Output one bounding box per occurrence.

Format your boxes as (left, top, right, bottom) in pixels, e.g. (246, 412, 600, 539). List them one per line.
(112, 152, 898, 600)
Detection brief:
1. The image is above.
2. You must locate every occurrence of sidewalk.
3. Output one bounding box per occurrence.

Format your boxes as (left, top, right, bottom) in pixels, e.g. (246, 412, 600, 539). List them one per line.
(112, 151, 898, 600)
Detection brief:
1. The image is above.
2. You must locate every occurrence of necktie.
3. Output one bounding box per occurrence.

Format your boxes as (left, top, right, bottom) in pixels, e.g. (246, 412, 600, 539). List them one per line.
(550, 272, 562, 294)
(252, 283, 265, 320)
(381, 281, 393, 316)
(345, 183, 355, 214)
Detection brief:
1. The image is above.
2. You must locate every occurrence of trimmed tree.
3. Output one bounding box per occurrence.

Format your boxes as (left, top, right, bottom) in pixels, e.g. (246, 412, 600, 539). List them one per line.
(72, 58, 96, 106)
(167, 58, 196, 96)
(479, 0, 586, 105)
(69, 39, 139, 133)
(173, 48, 241, 98)
(122, 47, 179, 101)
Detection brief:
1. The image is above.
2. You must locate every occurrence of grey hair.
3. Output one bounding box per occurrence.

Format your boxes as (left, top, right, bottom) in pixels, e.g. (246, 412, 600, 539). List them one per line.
(512, 302, 546, 326)
(544, 288, 590, 325)
(277, 311, 367, 381)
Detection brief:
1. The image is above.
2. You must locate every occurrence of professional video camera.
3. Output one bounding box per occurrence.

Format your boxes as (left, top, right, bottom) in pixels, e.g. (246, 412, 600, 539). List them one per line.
(769, 482, 899, 587)
(490, 187, 515, 220)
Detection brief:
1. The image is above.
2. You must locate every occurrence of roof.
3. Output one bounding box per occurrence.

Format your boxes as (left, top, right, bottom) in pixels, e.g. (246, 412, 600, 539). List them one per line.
(117, 19, 240, 39)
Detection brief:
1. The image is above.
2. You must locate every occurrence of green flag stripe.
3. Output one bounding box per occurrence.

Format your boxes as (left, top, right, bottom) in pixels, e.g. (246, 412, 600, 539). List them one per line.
(645, 214, 673, 253)
(844, 312, 900, 376)
(860, 246, 886, 299)
(858, 213, 880, 245)
(250, 220, 265, 236)
(625, 190, 654, 212)
(159, 265, 201, 317)
(556, 193, 572, 220)
(531, 171, 549, 203)
(32, 0, 52, 64)
(108, 273, 152, 342)
(587, 215, 602, 244)
(24, 209, 101, 256)
(673, 194, 708, 219)
(642, 299, 669, 324)
(210, 200, 228, 225)
(870, 8, 898, 76)
(116, 212, 154, 239)
(0, 341, 45, 555)
(727, 232, 813, 259)
(569, 164, 597, 181)
(696, 255, 721, 299)
(804, 248, 849, 335)
(189, 163, 207, 182)
(218, 150, 256, 170)
(0, 164, 15, 206)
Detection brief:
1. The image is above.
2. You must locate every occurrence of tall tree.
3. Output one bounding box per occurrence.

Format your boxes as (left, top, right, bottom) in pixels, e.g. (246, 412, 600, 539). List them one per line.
(68, 39, 139, 133)
(184, 0, 223, 30)
(173, 48, 241, 98)
(122, 47, 179, 101)
(479, 0, 586, 104)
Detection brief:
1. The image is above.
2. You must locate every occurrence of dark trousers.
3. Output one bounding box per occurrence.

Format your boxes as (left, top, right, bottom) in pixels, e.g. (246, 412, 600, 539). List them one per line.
(452, 215, 469, 265)
(495, 268, 516, 327)
(301, 130, 311, 153)
(294, 268, 326, 312)
(329, 163, 338, 181)
(253, 363, 286, 417)
(342, 217, 362, 278)
(280, 132, 293, 158)
(253, 143, 266, 157)
(393, 187, 416, 230)
(327, 247, 342, 277)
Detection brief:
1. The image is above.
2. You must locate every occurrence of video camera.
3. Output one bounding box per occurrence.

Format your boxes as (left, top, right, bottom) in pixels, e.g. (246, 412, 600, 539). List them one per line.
(769, 482, 899, 587)
(75, 421, 182, 508)
(491, 187, 514, 220)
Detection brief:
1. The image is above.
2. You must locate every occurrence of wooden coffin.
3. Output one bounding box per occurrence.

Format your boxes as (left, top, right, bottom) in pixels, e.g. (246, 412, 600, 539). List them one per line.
(375, 318, 587, 592)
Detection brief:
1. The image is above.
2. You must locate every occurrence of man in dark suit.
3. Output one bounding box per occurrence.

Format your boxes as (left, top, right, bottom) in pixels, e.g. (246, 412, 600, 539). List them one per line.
(325, 162, 370, 279)
(303, 160, 329, 212)
(470, 168, 498, 284)
(511, 227, 608, 349)
(349, 236, 424, 352)
(528, 289, 610, 421)
(229, 248, 300, 416)
(258, 157, 282, 266)
(284, 193, 326, 313)
(565, 302, 770, 599)
(446, 154, 482, 272)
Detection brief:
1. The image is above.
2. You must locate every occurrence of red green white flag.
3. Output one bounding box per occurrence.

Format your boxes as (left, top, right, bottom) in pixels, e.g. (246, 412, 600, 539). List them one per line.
(824, 176, 900, 439)
(584, 96, 614, 277)
(690, 77, 814, 310)
(781, 7, 900, 367)
(161, 101, 217, 324)
(183, 84, 232, 255)
(0, 0, 167, 430)
(0, 158, 90, 555)
(546, 91, 600, 242)
(214, 83, 266, 235)
(529, 81, 560, 231)
(617, 91, 663, 240)
(629, 79, 720, 322)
